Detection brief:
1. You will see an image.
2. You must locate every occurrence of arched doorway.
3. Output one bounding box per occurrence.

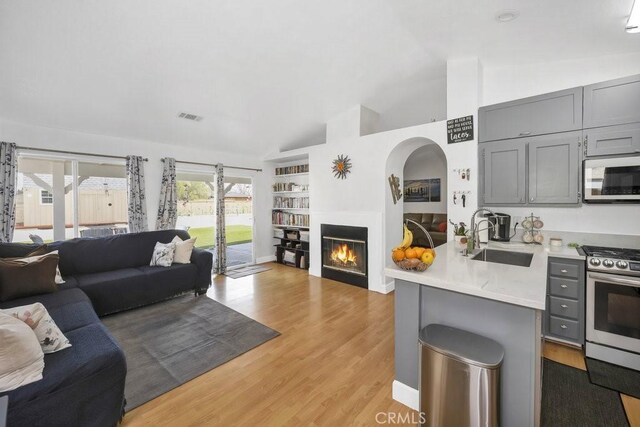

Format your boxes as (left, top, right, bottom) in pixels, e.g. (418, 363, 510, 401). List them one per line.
(384, 137, 448, 259)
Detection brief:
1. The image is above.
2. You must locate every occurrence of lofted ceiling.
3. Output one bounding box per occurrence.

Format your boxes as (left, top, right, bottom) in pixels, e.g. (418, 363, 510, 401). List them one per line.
(0, 0, 638, 157)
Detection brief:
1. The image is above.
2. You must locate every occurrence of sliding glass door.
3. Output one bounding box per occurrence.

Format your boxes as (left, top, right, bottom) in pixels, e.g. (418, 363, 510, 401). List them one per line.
(175, 170, 254, 269)
(13, 155, 127, 243)
(224, 176, 253, 268)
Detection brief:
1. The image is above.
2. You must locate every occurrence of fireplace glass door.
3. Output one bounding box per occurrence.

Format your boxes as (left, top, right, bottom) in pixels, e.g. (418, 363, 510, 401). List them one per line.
(322, 236, 367, 276)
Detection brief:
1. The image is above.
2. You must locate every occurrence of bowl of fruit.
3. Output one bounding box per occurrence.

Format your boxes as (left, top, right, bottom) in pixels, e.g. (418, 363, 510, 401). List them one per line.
(391, 220, 436, 272)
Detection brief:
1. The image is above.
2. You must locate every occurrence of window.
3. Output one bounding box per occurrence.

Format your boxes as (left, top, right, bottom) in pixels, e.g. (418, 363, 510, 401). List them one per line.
(40, 190, 53, 205)
(14, 155, 127, 243)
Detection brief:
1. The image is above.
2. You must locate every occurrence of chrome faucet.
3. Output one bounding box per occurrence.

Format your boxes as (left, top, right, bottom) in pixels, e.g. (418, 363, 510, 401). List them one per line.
(469, 208, 496, 251)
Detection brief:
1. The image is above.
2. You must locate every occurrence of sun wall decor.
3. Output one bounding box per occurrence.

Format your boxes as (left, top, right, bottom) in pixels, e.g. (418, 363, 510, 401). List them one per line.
(331, 154, 352, 179)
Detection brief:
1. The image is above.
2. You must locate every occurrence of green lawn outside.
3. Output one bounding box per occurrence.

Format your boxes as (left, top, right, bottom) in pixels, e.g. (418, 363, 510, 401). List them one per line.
(188, 225, 252, 248)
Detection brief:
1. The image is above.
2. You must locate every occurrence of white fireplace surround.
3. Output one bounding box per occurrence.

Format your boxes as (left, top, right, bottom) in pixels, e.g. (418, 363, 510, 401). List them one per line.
(310, 211, 389, 293)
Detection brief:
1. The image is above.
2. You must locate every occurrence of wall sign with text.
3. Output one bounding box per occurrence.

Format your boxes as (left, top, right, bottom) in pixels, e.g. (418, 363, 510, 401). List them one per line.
(447, 115, 474, 144)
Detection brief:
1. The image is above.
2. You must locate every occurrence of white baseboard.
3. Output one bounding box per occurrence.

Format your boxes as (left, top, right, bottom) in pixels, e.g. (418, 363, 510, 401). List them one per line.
(383, 279, 395, 294)
(392, 380, 419, 411)
(256, 255, 276, 264)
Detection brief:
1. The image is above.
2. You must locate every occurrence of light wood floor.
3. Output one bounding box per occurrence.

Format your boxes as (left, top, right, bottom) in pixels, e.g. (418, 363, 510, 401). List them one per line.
(122, 264, 639, 426)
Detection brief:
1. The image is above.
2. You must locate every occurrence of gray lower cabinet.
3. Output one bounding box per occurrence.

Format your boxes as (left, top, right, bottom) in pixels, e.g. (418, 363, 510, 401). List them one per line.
(583, 74, 640, 129)
(479, 87, 583, 142)
(528, 131, 581, 204)
(480, 139, 526, 204)
(585, 122, 640, 157)
(544, 257, 585, 346)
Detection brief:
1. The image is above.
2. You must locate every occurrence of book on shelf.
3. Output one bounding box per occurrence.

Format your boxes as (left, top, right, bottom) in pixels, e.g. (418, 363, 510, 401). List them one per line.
(272, 182, 309, 192)
(275, 164, 309, 176)
(272, 211, 309, 227)
(273, 196, 309, 209)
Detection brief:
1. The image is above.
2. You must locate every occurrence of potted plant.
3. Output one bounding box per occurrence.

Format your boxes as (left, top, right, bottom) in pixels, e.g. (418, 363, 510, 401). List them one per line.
(449, 220, 468, 246)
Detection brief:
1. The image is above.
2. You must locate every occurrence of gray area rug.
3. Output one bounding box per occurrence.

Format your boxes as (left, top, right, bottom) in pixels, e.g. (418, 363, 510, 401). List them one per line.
(542, 359, 629, 427)
(224, 264, 271, 279)
(586, 357, 640, 400)
(102, 294, 280, 411)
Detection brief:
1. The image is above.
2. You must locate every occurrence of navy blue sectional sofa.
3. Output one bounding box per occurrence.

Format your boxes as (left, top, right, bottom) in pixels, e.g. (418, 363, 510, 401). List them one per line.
(0, 229, 213, 427)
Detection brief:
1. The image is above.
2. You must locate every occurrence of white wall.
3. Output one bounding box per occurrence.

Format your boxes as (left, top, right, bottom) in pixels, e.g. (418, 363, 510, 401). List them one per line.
(0, 118, 275, 261)
(305, 119, 457, 293)
(481, 52, 640, 236)
(483, 52, 640, 106)
(403, 144, 447, 214)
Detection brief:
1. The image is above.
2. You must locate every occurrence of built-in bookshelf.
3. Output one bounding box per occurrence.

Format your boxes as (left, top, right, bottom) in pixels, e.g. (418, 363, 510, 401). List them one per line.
(272, 162, 310, 270)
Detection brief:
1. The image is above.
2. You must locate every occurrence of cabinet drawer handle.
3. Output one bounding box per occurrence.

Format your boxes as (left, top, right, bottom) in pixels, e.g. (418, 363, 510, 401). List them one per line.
(560, 284, 568, 289)
(560, 325, 568, 329)
(561, 304, 568, 308)
(519, 131, 532, 136)
(561, 269, 568, 273)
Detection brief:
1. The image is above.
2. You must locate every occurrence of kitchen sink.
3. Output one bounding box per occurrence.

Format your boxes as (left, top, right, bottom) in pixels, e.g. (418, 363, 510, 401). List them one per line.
(471, 249, 533, 267)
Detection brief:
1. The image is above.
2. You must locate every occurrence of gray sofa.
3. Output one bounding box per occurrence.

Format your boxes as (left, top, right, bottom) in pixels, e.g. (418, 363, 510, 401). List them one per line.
(0, 229, 213, 426)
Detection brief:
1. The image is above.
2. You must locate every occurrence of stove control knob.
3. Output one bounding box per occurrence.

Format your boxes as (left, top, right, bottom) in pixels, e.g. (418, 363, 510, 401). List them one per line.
(589, 258, 601, 266)
(602, 259, 614, 268)
(616, 261, 628, 269)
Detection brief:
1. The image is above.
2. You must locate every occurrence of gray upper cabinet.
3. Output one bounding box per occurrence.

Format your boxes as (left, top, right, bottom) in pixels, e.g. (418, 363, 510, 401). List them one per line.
(528, 132, 581, 204)
(583, 74, 640, 129)
(479, 87, 583, 142)
(480, 139, 526, 205)
(584, 122, 640, 157)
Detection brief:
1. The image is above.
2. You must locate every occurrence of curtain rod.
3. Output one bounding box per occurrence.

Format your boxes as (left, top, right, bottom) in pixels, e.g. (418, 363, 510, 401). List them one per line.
(162, 158, 262, 172)
(16, 146, 148, 162)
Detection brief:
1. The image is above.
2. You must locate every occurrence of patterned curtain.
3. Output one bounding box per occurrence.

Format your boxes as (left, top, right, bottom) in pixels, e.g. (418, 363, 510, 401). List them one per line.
(156, 158, 177, 230)
(214, 163, 226, 274)
(126, 155, 148, 233)
(0, 142, 17, 243)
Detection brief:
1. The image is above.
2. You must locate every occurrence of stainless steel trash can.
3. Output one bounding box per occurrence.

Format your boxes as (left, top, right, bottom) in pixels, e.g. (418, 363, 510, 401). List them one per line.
(419, 324, 504, 427)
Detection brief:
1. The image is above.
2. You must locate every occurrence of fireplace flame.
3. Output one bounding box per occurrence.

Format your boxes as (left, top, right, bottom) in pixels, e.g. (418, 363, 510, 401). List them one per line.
(330, 243, 357, 266)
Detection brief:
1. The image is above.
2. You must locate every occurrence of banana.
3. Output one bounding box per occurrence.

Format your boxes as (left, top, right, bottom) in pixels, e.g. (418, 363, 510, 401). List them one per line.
(392, 224, 414, 251)
(401, 224, 413, 249)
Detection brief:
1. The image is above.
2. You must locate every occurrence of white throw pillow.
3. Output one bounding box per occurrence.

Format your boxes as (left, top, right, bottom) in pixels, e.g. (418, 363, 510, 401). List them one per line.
(171, 235, 197, 264)
(2, 302, 71, 354)
(0, 312, 45, 392)
(16, 250, 65, 284)
(150, 242, 176, 267)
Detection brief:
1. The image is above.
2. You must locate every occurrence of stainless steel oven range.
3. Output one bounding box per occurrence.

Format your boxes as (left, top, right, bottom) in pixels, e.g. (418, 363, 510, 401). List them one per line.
(583, 245, 640, 370)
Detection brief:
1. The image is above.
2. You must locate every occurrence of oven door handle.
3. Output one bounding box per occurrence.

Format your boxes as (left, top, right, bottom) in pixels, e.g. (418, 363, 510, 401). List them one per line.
(588, 272, 640, 287)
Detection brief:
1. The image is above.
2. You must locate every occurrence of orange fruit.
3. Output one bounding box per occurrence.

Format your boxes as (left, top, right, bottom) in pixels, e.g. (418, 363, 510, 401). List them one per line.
(405, 248, 418, 259)
(392, 249, 405, 262)
(414, 247, 426, 258)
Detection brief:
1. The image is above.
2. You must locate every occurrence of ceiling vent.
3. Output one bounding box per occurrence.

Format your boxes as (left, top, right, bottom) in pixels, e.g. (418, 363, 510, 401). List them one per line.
(177, 112, 203, 122)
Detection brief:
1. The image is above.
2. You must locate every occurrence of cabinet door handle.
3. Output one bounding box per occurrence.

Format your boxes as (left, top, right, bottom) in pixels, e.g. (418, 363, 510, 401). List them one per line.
(560, 324, 568, 329)
(561, 269, 568, 273)
(560, 284, 568, 289)
(561, 304, 568, 308)
(519, 131, 532, 136)
(530, 197, 535, 202)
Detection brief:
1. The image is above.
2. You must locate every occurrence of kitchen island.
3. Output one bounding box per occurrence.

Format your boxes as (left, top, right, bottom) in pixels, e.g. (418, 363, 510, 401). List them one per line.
(385, 240, 582, 427)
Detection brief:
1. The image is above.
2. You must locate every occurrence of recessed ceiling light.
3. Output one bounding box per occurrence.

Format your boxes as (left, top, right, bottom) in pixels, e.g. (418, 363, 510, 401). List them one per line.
(626, 0, 639, 33)
(495, 10, 519, 23)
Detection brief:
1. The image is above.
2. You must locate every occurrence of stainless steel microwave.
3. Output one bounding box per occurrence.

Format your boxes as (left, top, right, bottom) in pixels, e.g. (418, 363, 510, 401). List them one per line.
(584, 156, 640, 203)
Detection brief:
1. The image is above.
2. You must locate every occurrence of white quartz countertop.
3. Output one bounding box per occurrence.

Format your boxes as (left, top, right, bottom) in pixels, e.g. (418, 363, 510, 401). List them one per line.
(384, 241, 583, 311)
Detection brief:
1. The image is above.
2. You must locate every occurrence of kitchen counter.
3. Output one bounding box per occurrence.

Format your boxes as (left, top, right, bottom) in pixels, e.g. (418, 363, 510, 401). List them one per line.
(385, 240, 582, 310)
(387, 240, 581, 426)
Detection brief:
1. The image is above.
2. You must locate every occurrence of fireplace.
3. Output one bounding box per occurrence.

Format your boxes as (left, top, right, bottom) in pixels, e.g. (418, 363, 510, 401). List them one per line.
(321, 224, 368, 288)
